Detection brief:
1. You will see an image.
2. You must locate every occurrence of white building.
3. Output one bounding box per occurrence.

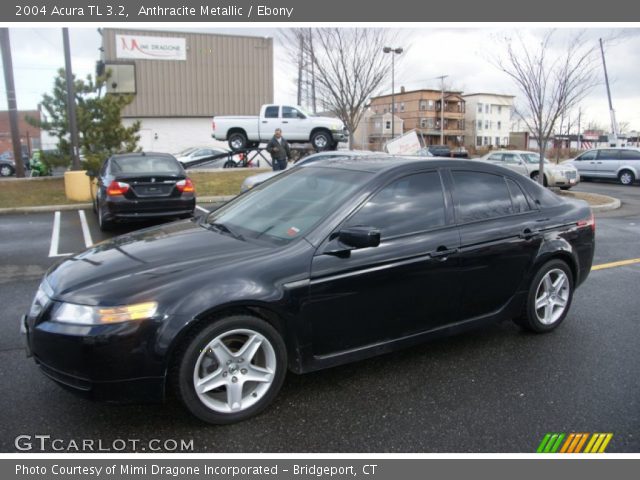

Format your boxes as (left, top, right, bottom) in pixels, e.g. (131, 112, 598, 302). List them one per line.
(462, 93, 515, 149)
(352, 109, 404, 150)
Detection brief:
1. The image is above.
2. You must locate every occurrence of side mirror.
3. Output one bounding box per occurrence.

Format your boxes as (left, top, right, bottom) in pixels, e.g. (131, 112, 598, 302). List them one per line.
(338, 226, 381, 249)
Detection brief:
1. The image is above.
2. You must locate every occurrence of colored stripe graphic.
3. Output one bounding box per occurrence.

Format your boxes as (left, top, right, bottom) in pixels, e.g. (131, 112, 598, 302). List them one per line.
(538, 433, 613, 453)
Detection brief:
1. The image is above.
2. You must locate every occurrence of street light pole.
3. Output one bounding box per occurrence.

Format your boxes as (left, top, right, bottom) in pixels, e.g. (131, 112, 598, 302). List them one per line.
(383, 46, 403, 140)
(62, 28, 81, 171)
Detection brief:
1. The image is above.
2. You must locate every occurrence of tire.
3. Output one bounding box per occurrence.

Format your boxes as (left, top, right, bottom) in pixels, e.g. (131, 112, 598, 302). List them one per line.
(223, 160, 237, 169)
(618, 170, 635, 186)
(514, 259, 574, 333)
(228, 132, 248, 151)
(174, 315, 287, 425)
(531, 172, 548, 187)
(0, 164, 15, 177)
(97, 199, 114, 231)
(559, 186, 571, 191)
(311, 130, 332, 151)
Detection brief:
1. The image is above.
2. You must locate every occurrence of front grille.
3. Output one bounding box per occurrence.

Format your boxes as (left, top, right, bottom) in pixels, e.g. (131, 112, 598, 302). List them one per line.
(37, 360, 92, 391)
(564, 171, 577, 179)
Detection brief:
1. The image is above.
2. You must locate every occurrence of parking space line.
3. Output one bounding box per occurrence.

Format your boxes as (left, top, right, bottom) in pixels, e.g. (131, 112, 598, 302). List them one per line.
(78, 210, 93, 248)
(592, 258, 640, 271)
(48, 211, 72, 258)
(195, 205, 210, 214)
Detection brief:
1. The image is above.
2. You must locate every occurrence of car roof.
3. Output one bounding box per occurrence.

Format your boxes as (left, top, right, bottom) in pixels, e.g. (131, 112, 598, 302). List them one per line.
(305, 155, 506, 174)
(109, 152, 177, 160)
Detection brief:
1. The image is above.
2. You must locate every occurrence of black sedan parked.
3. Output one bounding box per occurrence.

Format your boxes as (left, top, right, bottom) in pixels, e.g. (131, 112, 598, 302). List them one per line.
(92, 152, 196, 230)
(23, 157, 595, 424)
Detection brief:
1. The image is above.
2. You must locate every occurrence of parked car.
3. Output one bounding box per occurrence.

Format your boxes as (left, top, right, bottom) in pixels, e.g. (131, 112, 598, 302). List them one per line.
(478, 150, 580, 189)
(240, 150, 381, 193)
(212, 104, 349, 152)
(563, 147, 640, 185)
(92, 152, 196, 231)
(175, 146, 235, 169)
(0, 157, 15, 177)
(452, 146, 469, 158)
(23, 156, 595, 424)
(427, 145, 451, 157)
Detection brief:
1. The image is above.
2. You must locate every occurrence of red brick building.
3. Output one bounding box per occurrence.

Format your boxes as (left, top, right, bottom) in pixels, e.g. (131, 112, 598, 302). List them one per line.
(0, 110, 41, 159)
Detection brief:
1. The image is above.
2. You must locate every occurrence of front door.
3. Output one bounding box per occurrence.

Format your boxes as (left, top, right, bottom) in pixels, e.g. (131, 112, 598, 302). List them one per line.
(305, 170, 462, 357)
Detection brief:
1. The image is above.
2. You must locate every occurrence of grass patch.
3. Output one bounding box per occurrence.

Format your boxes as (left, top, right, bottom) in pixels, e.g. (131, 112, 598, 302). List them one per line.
(0, 169, 268, 209)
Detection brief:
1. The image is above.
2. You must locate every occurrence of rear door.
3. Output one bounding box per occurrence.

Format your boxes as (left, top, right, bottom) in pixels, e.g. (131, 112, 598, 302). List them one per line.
(595, 149, 621, 178)
(449, 169, 544, 320)
(306, 170, 462, 357)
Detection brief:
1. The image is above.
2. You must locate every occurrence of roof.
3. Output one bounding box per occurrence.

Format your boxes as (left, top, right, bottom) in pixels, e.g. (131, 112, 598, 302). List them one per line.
(305, 155, 493, 174)
(371, 88, 463, 100)
(462, 93, 516, 98)
(110, 152, 176, 159)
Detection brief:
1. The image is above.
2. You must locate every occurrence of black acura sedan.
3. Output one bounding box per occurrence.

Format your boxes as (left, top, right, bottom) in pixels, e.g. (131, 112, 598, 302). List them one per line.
(23, 157, 595, 424)
(93, 152, 196, 230)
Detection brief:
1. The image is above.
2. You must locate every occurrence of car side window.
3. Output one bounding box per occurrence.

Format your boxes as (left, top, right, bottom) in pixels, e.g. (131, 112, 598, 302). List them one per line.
(344, 172, 446, 239)
(264, 106, 279, 118)
(452, 171, 514, 223)
(577, 150, 596, 161)
(505, 177, 531, 213)
(282, 106, 303, 119)
(488, 153, 503, 162)
(503, 153, 520, 164)
(596, 149, 620, 161)
(619, 149, 640, 160)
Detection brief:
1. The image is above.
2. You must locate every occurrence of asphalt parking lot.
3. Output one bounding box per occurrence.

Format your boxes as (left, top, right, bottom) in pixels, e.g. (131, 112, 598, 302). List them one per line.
(0, 183, 638, 453)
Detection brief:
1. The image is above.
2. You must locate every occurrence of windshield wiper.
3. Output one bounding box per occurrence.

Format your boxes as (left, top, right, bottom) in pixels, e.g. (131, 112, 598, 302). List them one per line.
(207, 222, 245, 241)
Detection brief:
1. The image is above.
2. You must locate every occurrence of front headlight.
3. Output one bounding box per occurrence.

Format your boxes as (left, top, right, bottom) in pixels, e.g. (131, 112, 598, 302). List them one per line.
(29, 279, 53, 318)
(51, 301, 158, 325)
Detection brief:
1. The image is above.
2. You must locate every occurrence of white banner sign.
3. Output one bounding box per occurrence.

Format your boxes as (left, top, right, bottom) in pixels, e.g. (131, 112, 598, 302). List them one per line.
(116, 34, 186, 61)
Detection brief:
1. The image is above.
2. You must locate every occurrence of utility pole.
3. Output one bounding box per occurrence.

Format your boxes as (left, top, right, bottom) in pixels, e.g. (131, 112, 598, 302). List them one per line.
(436, 75, 448, 145)
(62, 28, 81, 170)
(577, 107, 581, 150)
(599, 38, 618, 146)
(0, 28, 26, 177)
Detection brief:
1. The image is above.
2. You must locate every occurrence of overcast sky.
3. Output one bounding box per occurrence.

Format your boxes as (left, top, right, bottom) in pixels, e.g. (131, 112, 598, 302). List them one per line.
(1, 26, 639, 132)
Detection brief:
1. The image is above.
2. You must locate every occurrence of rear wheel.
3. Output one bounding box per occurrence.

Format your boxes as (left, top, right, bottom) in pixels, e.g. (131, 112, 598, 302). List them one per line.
(97, 200, 114, 231)
(174, 315, 287, 424)
(228, 132, 248, 151)
(223, 160, 237, 169)
(618, 170, 635, 186)
(311, 130, 332, 151)
(514, 259, 573, 333)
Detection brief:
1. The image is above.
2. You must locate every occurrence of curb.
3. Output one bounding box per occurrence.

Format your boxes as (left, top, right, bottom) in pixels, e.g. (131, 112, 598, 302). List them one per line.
(558, 191, 621, 212)
(0, 195, 236, 215)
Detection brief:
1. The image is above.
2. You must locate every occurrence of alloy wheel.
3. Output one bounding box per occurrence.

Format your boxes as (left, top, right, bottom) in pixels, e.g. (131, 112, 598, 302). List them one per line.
(534, 269, 570, 325)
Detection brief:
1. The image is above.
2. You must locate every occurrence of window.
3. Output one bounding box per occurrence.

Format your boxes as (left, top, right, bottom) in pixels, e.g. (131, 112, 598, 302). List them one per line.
(484, 136, 490, 146)
(497, 121, 502, 130)
(477, 120, 482, 130)
(619, 149, 640, 160)
(477, 103, 483, 113)
(385, 121, 391, 130)
(427, 100, 435, 110)
(476, 136, 482, 147)
(345, 172, 447, 239)
(420, 118, 428, 128)
(506, 178, 531, 214)
(596, 149, 620, 161)
(502, 153, 520, 164)
(419, 100, 427, 111)
(282, 106, 303, 119)
(264, 106, 279, 118)
(503, 137, 509, 146)
(488, 153, 503, 162)
(495, 136, 500, 146)
(485, 104, 490, 113)
(485, 120, 489, 130)
(576, 150, 596, 161)
(452, 171, 514, 223)
(497, 106, 502, 114)
(400, 102, 405, 112)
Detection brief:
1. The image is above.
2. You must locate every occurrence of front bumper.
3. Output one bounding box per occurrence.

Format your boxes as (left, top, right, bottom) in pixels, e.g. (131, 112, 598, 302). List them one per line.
(549, 171, 580, 188)
(330, 130, 349, 142)
(21, 312, 166, 402)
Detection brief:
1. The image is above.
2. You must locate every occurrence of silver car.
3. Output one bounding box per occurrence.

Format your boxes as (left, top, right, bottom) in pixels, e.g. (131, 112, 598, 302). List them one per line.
(240, 150, 381, 192)
(564, 148, 640, 186)
(479, 150, 580, 189)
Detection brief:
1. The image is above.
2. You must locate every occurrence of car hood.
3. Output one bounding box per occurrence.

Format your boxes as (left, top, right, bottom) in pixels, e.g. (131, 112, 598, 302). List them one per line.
(314, 116, 346, 129)
(46, 220, 271, 306)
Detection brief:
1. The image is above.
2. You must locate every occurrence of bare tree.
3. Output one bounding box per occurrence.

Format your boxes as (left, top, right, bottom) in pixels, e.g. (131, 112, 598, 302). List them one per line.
(495, 31, 600, 185)
(281, 28, 400, 149)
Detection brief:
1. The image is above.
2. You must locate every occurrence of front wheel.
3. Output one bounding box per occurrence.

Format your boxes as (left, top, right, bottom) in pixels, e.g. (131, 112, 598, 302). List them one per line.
(0, 164, 14, 177)
(228, 132, 248, 151)
(311, 130, 332, 151)
(174, 315, 287, 424)
(531, 172, 548, 187)
(223, 160, 237, 169)
(514, 259, 574, 333)
(618, 170, 635, 186)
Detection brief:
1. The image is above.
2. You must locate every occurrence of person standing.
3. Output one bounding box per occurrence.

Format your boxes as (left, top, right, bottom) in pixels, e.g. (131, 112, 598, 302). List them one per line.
(266, 128, 291, 171)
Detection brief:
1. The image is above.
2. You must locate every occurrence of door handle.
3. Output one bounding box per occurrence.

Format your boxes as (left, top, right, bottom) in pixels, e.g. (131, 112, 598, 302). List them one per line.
(282, 121, 289, 124)
(596, 161, 602, 164)
(262, 121, 268, 123)
(430, 246, 458, 259)
(519, 228, 540, 240)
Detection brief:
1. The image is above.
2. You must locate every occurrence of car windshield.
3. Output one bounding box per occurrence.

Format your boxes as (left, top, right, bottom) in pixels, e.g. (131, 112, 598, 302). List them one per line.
(175, 147, 199, 157)
(111, 156, 182, 174)
(204, 167, 372, 246)
(522, 153, 550, 164)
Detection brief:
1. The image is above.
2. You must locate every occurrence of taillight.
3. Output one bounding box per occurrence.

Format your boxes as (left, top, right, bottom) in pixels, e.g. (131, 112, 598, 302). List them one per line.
(577, 212, 595, 232)
(176, 178, 195, 193)
(107, 180, 130, 196)
(212, 120, 216, 131)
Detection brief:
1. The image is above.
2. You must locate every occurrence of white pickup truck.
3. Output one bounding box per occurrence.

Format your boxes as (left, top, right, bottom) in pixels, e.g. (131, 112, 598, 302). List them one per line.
(212, 104, 349, 151)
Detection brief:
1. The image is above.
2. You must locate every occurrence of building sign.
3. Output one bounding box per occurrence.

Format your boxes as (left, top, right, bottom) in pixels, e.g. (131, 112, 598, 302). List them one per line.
(116, 34, 186, 61)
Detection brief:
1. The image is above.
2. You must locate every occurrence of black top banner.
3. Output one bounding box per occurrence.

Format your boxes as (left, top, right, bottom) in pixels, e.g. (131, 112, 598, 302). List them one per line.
(3, 0, 640, 22)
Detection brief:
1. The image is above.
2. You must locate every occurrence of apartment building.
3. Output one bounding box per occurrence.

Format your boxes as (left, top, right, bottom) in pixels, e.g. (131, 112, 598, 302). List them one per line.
(369, 88, 466, 146)
(352, 110, 404, 150)
(462, 93, 515, 149)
